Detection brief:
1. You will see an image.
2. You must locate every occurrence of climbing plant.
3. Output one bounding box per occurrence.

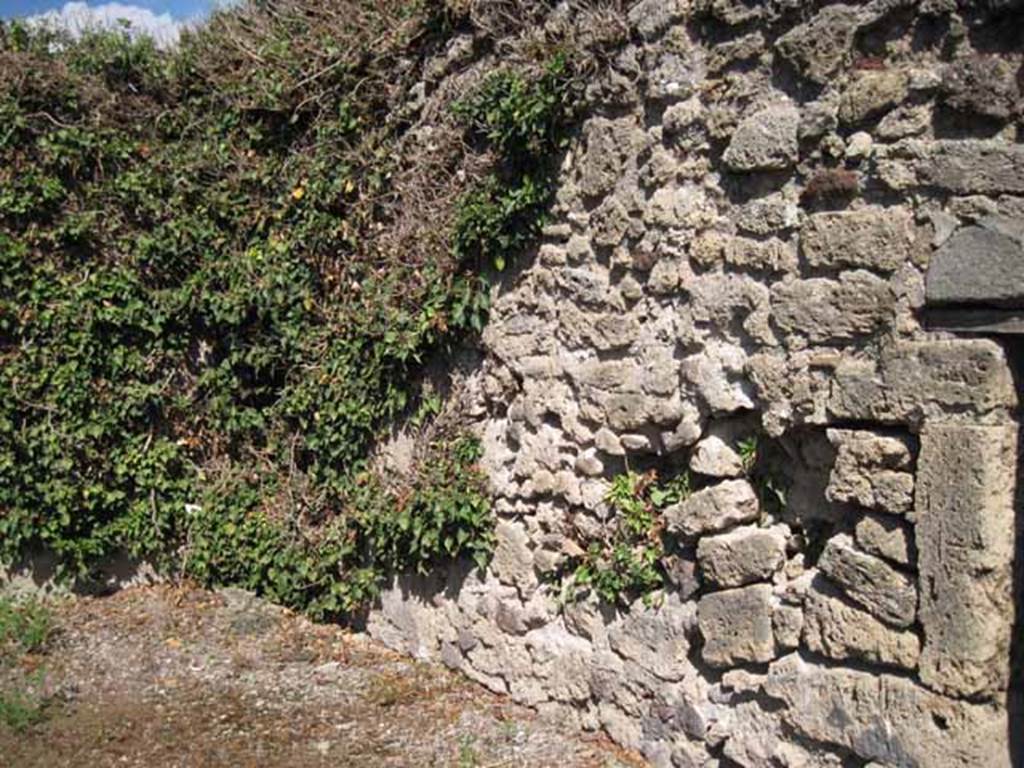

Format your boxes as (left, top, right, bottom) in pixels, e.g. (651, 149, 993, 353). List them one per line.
(0, 0, 601, 617)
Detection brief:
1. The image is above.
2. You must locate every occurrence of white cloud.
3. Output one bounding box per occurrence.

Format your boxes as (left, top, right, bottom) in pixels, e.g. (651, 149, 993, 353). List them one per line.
(29, 2, 186, 49)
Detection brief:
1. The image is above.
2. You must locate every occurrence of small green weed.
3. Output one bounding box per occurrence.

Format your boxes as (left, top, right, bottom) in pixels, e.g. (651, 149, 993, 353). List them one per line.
(566, 471, 679, 607)
(0, 596, 53, 659)
(737, 436, 758, 474)
(0, 669, 49, 732)
(0, 596, 54, 732)
(457, 734, 479, 768)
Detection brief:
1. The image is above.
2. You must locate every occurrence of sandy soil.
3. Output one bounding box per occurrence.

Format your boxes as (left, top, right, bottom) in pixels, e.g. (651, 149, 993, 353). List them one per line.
(0, 584, 644, 768)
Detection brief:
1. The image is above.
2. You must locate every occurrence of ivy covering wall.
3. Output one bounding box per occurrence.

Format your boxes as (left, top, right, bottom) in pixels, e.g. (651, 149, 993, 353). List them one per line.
(0, 0, 603, 617)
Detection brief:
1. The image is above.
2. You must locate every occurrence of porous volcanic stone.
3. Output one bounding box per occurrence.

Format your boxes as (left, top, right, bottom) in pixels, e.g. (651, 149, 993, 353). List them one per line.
(698, 584, 776, 667)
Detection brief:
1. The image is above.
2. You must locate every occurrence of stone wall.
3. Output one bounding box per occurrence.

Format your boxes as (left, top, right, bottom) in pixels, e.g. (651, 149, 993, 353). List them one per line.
(367, 2, 1024, 766)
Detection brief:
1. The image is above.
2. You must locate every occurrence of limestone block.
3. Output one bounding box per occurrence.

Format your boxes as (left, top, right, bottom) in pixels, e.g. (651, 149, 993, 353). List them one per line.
(704, 0, 764, 25)
(825, 429, 914, 514)
(491, 520, 537, 595)
(766, 653, 1011, 767)
(916, 423, 1018, 698)
(877, 139, 1024, 195)
(772, 604, 804, 652)
(608, 594, 696, 682)
(731, 192, 799, 236)
(800, 208, 920, 273)
(627, 0, 687, 39)
(828, 339, 1017, 425)
(698, 584, 776, 667)
(803, 583, 921, 669)
(689, 435, 744, 478)
(876, 103, 931, 140)
(579, 117, 639, 199)
(664, 479, 760, 538)
(817, 534, 917, 628)
(722, 103, 800, 172)
(647, 49, 702, 103)
(925, 220, 1024, 306)
(696, 524, 787, 588)
(691, 231, 796, 273)
(855, 513, 913, 567)
(838, 70, 908, 124)
(681, 343, 756, 416)
(771, 271, 893, 343)
(940, 54, 1021, 120)
(774, 4, 863, 84)
(689, 272, 774, 345)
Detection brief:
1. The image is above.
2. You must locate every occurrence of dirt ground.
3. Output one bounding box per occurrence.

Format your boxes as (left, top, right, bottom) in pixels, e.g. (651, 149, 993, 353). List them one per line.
(0, 585, 644, 768)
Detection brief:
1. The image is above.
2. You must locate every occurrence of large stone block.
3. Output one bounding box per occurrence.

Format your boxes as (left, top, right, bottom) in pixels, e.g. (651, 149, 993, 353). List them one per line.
(803, 582, 921, 670)
(818, 534, 917, 628)
(696, 524, 787, 588)
(925, 219, 1024, 307)
(765, 653, 1011, 767)
(828, 339, 1017, 425)
(722, 103, 800, 172)
(800, 208, 920, 273)
(916, 423, 1018, 699)
(771, 271, 893, 343)
(855, 512, 914, 567)
(877, 139, 1024, 195)
(578, 117, 641, 199)
(664, 479, 760, 538)
(698, 584, 776, 667)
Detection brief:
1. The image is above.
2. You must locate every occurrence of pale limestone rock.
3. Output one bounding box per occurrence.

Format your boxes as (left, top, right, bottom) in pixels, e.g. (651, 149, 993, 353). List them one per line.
(627, 0, 687, 39)
(608, 594, 696, 682)
(817, 534, 917, 628)
(681, 344, 756, 416)
(916, 423, 1018, 699)
(825, 429, 914, 514)
(771, 272, 893, 343)
(772, 604, 804, 652)
(690, 231, 796, 273)
(698, 584, 776, 667)
(491, 520, 537, 595)
(876, 103, 931, 139)
(839, 70, 908, 124)
(800, 208, 920, 273)
(766, 654, 1011, 767)
(803, 583, 921, 669)
(689, 272, 774, 345)
(828, 339, 1017, 425)
(845, 131, 873, 160)
(696, 524, 787, 588)
(579, 117, 640, 199)
(855, 513, 913, 566)
(877, 139, 1024, 195)
(722, 103, 800, 171)
(774, 4, 863, 83)
(689, 435, 744, 478)
(664, 479, 760, 538)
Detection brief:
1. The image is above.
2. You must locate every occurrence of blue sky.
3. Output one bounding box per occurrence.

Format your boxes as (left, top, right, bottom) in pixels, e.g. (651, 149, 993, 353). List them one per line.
(2, 0, 216, 20)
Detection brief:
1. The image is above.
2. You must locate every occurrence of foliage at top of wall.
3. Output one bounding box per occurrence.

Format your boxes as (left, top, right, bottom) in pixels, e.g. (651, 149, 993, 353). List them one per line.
(0, 0, 620, 617)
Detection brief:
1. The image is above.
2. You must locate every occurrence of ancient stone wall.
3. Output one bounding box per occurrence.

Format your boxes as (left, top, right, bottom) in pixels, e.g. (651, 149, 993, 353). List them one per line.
(367, 2, 1024, 765)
